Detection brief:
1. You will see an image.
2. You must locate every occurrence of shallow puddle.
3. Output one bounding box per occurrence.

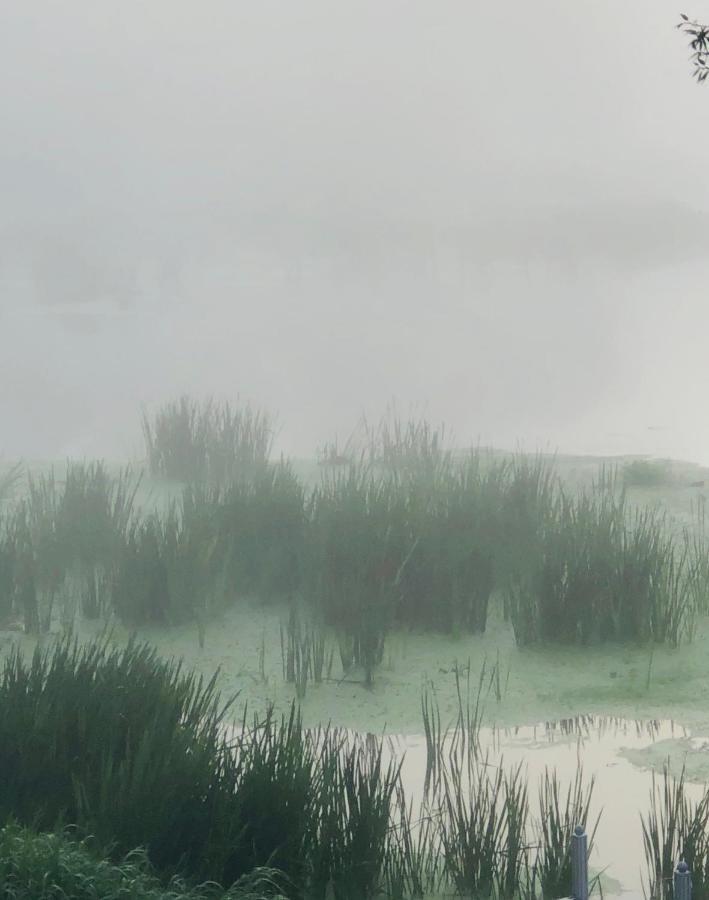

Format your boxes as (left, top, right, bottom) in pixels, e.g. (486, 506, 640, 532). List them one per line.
(386, 715, 696, 897)
(224, 714, 702, 897)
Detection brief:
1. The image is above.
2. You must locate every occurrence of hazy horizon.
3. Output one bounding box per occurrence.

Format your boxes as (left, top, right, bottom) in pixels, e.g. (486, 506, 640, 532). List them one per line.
(2, 2, 709, 464)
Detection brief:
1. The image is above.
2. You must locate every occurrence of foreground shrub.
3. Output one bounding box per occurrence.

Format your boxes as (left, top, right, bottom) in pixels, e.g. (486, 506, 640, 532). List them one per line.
(0, 821, 286, 899)
(0, 636, 410, 895)
(0, 636, 243, 882)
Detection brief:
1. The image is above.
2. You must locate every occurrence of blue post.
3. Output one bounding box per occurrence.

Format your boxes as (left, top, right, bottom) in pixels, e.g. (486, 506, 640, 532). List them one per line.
(674, 860, 692, 900)
(571, 825, 589, 900)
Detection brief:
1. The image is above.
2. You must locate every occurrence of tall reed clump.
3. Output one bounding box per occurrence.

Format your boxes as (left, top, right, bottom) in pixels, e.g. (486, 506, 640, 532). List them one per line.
(365, 415, 454, 477)
(0, 461, 22, 507)
(112, 462, 306, 626)
(397, 452, 506, 634)
(433, 744, 598, 898)
(112, 481, 226, 627)
(57, 461, 140, 620)
(172, 484, 229, 624)
(0, 507, 16, 626)
(0, 636, 243, 881)
(421, 665, 599, 899)
(311, 733, 404, 900)
(307, 465, 408, 684)
(0, 626, 416, 897)
(112, 516, 173, 625)
(682, 501, 709, 618)
(508, 475, 696, 647)
(0, 463, 140, 632)
(535, 767, 599, 898)
(280, 605, 330, 698)
(217, 462, 306, 602)
(12, 472, 64, 633)
(142, 396, 275, 483)
(0, 635, 320, 894)
(642, 765, 709, 900)
(495, 454, 558, 595)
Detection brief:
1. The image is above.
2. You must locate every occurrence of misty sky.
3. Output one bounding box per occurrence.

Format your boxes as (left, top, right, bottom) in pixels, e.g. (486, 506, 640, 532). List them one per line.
(2, 2, 709, 462)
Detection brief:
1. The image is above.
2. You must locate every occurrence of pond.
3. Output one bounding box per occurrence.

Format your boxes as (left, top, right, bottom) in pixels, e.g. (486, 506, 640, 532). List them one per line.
(387, 715, 695, 897)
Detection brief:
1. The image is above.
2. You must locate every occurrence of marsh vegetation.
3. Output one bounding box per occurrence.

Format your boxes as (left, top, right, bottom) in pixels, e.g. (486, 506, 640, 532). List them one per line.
(2, 401, 709, 896)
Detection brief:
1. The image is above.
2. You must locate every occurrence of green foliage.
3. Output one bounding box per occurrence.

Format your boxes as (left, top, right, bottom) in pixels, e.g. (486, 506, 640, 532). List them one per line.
(0, 822, 286, 899)
(678, 14, 709, 83)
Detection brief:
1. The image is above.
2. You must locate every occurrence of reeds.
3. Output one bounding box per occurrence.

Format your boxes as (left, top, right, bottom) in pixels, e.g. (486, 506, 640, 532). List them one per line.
(307, 465, 407, 685)
(397, 453, 505, 634)
(59, 461, 140, 620)
(508, 478, 696, 646)
(0, 633, 432, 895)
(142, 396, 275, 483)
(0, 629, 633, 900)
(642, 765, 709, 900)
(279, 606, 330, 698)
(535, 767, 599, 898)
(0, 517, 15, 625)
(0, 635, 243, 880)
(0, 461, 22, 507)
(365, 415, 454, 477)
(218, 462, 306, 602)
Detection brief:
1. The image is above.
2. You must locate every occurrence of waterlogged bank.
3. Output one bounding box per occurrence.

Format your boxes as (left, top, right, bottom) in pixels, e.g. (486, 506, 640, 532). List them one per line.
(4, 605, 709, 896)
(5, 596, 709, 751)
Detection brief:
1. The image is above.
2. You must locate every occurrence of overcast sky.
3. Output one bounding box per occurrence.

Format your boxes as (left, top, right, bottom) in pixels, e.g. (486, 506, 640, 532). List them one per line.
(2, 1, 709, 462)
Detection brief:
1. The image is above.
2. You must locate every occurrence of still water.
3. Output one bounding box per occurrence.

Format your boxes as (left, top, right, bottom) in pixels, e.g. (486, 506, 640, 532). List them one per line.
(384, 715, 695, 898)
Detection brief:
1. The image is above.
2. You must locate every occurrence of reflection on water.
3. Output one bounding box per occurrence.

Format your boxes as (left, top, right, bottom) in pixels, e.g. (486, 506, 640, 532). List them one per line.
(224, 714, 698, 897)
(382, 716, 693, 898)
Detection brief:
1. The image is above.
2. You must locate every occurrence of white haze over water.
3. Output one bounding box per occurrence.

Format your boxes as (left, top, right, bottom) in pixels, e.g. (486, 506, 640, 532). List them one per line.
(2, 2, 709, 464)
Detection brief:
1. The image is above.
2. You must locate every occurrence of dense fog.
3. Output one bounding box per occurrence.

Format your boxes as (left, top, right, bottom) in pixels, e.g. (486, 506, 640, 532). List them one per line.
(2, 1, 708, 461)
